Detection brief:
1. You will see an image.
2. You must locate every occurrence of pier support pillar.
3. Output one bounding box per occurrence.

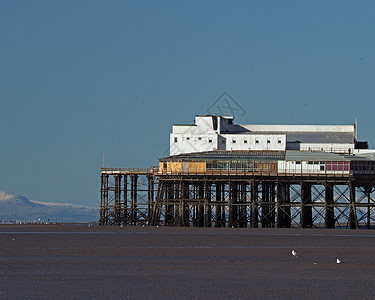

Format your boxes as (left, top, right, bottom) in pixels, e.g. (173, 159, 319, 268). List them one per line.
(114, 174, 122, 225)
(198, 182, 205, 227)
(181, 181, 190, 227)
(325, 182, 335, 229)
(215, 183, 222, 227)
(165, 181, 174, 225)
(100, 174, 109, 225)
(130, 174, 138, 225)
(301, 182, 312, 228)
(238, 183, 247, 228)
(365, 186, 372, 229)
(349, 183, 358, 229)
(251, 181, 258, 228)
(277, 182, 291, 228)
(229, 181, 238, 227)
(147, 175, 153, 225)
(204, 181, 212, 227)
(261, 182, 275, 228)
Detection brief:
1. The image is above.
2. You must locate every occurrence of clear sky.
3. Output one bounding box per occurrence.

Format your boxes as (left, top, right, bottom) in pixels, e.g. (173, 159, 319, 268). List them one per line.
(1, 0, 375, 207)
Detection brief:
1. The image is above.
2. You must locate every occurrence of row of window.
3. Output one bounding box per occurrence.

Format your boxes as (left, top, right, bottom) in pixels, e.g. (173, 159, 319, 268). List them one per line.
(206, 160, 277, 171)
(276, 161, 373, 172)
(350, 161, 375, 171)
(174, 137, 213, 143)
(174, 137, 283, 144)
(230, 139, 282, 144)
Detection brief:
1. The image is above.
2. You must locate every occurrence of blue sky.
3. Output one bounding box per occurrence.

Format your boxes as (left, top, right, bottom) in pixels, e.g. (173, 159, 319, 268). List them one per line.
(1, 0, 374, 207)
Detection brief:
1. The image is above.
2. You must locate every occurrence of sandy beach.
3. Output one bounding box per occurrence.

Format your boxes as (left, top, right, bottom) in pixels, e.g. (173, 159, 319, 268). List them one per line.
(1, 225, 375, 299)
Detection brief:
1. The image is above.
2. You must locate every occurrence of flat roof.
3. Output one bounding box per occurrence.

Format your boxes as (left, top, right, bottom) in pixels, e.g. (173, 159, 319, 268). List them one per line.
(161, 150, 286, 161)
(285, 132, 354, 144)
(284, 151, 373, 162)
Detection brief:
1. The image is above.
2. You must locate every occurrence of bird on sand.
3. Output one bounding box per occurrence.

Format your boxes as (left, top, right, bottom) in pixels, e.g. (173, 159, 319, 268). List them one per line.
(291, 250, 299, 257)
(336, 258, 343, 264)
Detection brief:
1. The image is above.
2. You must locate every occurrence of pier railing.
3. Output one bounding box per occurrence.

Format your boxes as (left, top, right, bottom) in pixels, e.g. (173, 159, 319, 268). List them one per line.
(101, 167, 155, 174)
(154, 168, 353, 178)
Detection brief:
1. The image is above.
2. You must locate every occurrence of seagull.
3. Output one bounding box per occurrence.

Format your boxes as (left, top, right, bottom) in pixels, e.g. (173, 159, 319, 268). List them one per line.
(336, 258, 343, 264)
(291, 250, 299, 257)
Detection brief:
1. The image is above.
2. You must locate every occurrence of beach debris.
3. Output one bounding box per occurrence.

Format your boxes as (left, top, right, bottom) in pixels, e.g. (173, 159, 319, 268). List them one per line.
(291, 249, 299, 257)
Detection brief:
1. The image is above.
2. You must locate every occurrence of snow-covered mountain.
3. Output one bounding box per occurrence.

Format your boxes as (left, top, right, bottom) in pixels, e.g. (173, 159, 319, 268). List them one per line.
(0, 190, 99, 223)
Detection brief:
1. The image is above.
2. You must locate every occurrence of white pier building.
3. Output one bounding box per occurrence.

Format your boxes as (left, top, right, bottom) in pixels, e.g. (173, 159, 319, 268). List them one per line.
(170, 115, 366, 156)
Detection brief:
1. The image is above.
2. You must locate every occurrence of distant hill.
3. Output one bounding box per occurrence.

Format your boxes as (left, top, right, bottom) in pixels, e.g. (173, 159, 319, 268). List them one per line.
(0, 190, 98, 223)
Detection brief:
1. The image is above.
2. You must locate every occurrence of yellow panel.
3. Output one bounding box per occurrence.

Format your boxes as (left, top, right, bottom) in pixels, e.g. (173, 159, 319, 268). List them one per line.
(182, 162, 189, 172)
(167, 162, 182, 173)
(160, 161, 207, 173)
(188, 162, 206, 173)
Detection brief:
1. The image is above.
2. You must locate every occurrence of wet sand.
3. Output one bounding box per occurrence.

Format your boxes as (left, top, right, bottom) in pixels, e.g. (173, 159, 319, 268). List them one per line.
(1, 225, 375, 299)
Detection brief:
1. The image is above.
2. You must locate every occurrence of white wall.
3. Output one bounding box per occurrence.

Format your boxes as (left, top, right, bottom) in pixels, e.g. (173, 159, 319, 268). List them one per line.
(221, 134, 286, 151)
(170, 133, 287, 155)
(278, 161, 323, 174)
(170, 133, 219, 156)
(278, 161, 350, 175)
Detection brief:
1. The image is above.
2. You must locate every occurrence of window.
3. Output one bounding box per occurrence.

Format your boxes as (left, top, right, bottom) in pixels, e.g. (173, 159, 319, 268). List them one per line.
(198, 137, 202, 140)
(255, 139, 259, 144)
(244, 140, 248, 144)
(174, 137, 178, 143)
(209, 139, 212, 143)
(232, 139, 236, 143)
(296, 161, 301, 165)
(278, 139, 282, 144)
(212, 160, 218, 169)
(187, 137, 190, 141)
(320, 166, 325, 171)
(267, 139, 271, 144)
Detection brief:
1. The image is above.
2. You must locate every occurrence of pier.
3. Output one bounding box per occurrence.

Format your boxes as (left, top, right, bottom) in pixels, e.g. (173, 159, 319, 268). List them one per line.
(99, 166, 375, 229)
